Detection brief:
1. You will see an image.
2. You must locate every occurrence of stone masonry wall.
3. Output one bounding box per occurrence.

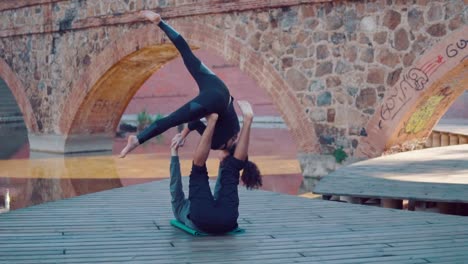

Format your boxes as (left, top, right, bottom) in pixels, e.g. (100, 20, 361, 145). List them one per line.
(0, 0, 466, 161)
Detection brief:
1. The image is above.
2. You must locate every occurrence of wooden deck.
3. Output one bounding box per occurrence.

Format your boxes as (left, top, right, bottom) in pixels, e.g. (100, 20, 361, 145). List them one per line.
(1, 177, 468, 263)
(314, 145, 468, 204)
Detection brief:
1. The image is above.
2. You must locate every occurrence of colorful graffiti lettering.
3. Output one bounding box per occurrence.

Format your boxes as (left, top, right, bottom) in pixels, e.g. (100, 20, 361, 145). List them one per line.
(404, 95, 444, 134)
(403, 86, 453, 136)
(378, 39, 467, 129)
(380, 68, 429, 121)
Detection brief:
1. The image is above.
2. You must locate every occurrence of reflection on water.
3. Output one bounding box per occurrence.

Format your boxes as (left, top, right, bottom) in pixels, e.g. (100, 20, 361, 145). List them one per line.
(0, 153, 123, 210)
(0, 129, 304, 212)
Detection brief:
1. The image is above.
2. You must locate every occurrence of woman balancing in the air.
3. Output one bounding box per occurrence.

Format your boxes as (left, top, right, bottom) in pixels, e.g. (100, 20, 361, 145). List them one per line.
(120, 10, 239, 158)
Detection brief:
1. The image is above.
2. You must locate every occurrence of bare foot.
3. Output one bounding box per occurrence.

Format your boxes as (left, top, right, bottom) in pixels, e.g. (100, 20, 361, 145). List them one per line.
(205, 113, 219, 124)
(139, 10, 161, 24)
(119, 135, 140, 158)
(237, 100, 254, 120)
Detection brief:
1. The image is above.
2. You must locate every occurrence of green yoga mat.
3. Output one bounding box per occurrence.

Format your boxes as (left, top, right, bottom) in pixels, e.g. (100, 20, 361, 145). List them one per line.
(170, 219, 245, 236)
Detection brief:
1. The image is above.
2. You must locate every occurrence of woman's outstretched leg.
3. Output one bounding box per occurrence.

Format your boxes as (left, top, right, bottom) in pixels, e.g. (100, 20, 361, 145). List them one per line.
(141, 11, 214, 83)
(119, 11, 228, 158)
(119, 94, 210, 158)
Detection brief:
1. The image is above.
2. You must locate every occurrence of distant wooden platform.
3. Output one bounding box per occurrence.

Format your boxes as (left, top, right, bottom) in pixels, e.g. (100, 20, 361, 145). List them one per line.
(1, 177, 468, 263)
(314, 145, 468, 204)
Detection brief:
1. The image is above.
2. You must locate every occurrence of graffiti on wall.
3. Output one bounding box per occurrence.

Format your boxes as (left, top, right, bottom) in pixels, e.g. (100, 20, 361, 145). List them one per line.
(377, 38, 467, 130)
(404, 95, 444, 134)
(396, 86, 453, 138)
(446, 39, 467, 61)
(379, 67, 430, 125)
(403, 93, 446, 135)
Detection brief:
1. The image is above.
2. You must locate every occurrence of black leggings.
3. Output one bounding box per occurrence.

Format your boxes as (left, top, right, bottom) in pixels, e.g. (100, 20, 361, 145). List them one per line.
(188, 158, 242, 234)
(137, 21, 230, 144)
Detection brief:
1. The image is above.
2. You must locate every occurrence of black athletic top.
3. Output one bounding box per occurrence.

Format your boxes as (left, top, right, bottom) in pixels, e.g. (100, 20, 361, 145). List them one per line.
(188, 97, 240, 149)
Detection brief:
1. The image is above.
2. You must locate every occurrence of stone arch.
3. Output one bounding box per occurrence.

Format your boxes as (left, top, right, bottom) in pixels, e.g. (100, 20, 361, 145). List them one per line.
(357, 27, 468, 158)
(61, 22, 319, 153)
(0, 58, 38, 133)
(59, 24, 164, 136)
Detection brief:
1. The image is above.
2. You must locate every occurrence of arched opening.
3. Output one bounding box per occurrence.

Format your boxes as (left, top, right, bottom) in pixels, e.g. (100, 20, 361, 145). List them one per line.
(428, 90, 468, 148)
(0, 60, 39, 211)
(67, 44, 181, 135)
(0, 58, 38, 159)
(0, 78, 29, 159)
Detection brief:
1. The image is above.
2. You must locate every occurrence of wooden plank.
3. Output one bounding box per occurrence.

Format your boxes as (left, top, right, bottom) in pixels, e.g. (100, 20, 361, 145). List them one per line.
(1, 178, 467, 263)
(314, 145, 468, 203)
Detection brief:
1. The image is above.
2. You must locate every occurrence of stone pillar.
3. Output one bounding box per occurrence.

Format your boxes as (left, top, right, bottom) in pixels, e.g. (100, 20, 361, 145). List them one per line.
(297, 153, 337, 193)
(297, 153, 361, 193)
(297, 153, 336, 193)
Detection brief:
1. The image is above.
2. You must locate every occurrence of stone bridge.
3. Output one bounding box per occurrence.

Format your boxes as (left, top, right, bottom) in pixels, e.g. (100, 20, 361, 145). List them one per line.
(0, 0, 466, 174)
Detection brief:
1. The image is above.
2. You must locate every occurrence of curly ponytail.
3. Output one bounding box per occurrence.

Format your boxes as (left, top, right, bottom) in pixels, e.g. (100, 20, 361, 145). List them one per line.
(241, 160, 262, 190)
(228, 143, 262, 190)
